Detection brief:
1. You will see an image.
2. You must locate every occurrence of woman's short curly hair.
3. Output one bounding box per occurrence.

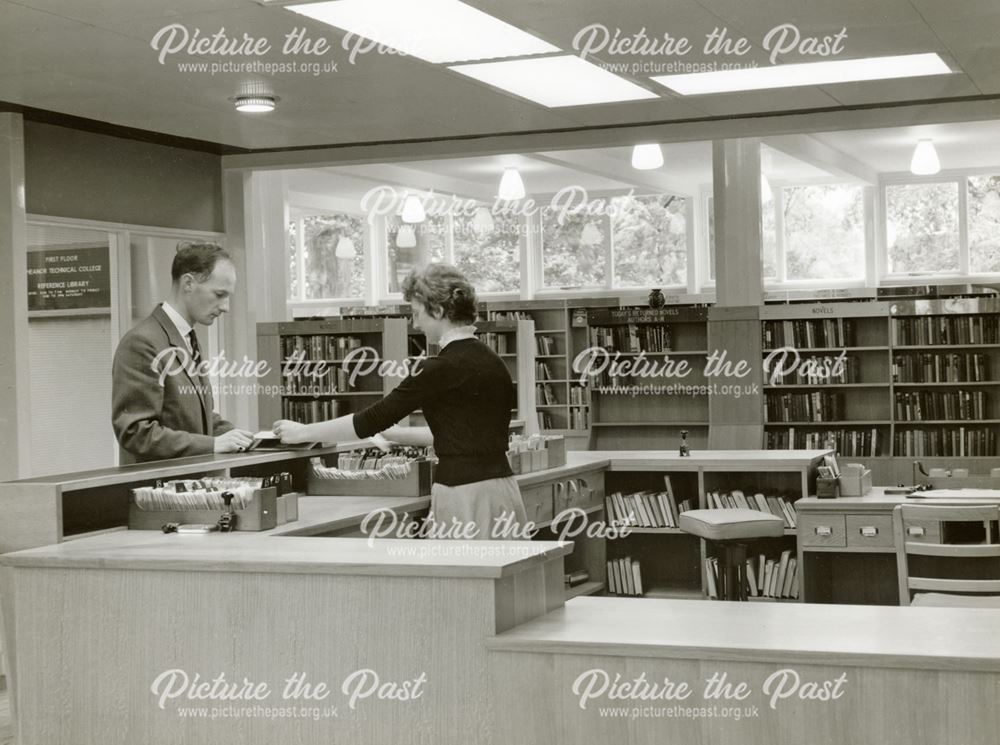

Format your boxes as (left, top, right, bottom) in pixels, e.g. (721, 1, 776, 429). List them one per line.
(402, 263, 478, 324)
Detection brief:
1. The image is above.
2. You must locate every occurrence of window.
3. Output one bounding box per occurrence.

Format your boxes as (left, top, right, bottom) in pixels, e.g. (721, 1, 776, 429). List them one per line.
(885, 182, 960, 274)
(288, 213, 366, 300)
(610, 194, 687, 288)
(452, 209, 521, 293)
(783, 185, 865, 280)
(761, 188, 778, 279)
(386, 214, 446, 294)
(968, 175, 1000, 274)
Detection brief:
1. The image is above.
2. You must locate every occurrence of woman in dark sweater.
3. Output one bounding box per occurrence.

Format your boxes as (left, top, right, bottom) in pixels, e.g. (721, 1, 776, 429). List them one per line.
(273, 263, 527, 540)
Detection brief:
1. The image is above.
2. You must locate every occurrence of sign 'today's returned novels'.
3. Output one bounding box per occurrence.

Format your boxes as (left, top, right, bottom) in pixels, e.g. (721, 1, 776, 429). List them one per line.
(27, 244, 111, 312)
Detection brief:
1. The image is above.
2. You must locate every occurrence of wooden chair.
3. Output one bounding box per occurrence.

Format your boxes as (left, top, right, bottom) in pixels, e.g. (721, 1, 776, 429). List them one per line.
(892, 503, 1000, 607)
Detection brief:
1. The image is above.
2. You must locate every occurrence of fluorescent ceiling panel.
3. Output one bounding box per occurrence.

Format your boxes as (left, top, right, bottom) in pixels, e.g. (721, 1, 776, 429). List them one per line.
(652, 53, 953, 95)
(449, 55, 659, 107)
(285, 0, 558, 64)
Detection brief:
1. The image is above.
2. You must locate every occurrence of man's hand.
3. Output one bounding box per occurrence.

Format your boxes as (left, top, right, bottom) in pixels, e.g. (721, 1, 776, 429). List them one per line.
(273, 419, 310, 444)
(214, 428, 254, 453)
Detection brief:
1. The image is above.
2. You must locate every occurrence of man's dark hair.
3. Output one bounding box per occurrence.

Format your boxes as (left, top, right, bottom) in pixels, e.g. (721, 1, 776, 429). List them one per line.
(171, 242, 232, 283)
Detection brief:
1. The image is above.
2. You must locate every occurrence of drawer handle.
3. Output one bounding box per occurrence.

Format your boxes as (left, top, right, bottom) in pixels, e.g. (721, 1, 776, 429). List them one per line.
(907, 526, 926, 537)
(814, 526, 833, 536)
(859, 526, 879, 537)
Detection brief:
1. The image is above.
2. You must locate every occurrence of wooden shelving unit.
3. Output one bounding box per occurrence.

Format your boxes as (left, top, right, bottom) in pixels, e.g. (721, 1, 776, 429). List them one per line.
(586, 305, 710, 451)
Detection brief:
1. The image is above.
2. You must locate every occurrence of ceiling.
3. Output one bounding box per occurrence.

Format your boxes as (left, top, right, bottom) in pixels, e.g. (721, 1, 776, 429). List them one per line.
(1, 0, 999, 151)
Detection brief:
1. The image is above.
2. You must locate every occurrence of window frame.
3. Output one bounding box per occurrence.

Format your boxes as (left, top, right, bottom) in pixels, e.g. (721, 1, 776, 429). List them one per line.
(286, 202, 369, 312)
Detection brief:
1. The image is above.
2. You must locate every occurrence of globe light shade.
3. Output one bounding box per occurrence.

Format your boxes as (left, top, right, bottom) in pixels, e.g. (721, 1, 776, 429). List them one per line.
(400, 194, 426, 223)
(335, 236, 356, 259)
(472, 206, 495, 233)
(631, 143, 663, 170)
(910, 139, 941, 175)
(498, 168, 526, 200)
(581, 222, 602, 245)
(395, 224, 417, 248)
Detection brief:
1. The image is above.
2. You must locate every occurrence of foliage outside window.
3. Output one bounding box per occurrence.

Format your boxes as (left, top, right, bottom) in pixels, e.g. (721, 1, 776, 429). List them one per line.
(541, 207, 607, 288)
(782, 185, 864, 280)
(610, 194, 687, 288)
(968, 175, 1000, 274)
(452, 210, 521, 293)
(886, 183, 960, 274)
(386, 215, 447, 294)
(286, 214, 366, 300)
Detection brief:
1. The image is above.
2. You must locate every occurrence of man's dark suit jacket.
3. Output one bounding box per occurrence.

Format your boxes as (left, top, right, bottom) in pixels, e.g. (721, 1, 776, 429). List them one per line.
(112, 304, 234, 462)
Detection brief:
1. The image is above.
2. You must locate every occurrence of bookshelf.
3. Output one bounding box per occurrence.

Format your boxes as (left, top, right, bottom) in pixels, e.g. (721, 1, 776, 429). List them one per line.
(585, 305, 710, 451)
(256, 318, 409, 428)
(603, 451, 826, 600)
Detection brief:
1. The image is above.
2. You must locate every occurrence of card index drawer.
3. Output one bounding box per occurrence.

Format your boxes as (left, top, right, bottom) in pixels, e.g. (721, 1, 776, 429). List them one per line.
(799, 513, 846, 547)
(846, 514, 895, 549)
(521, 484, 554, 525)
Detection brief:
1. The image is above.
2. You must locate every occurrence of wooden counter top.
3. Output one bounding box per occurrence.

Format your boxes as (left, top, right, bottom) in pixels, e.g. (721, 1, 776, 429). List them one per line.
(268, 495, 430, 536)
(0, 530, 571, 578)
(798, 485, 1000, 512)
(488, 596, 1000, 672)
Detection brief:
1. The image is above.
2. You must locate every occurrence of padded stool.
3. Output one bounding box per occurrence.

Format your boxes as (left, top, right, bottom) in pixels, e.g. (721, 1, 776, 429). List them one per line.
(679, 509, 785, 601)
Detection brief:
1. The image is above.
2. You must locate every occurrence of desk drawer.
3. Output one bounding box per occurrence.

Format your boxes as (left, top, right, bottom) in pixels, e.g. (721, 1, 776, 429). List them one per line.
(553, 471, 605, 513)
(799, 514, 846, 547)
(902, 519, 942, 544)
(521, 484, 554, 524)
(846, 514, 894, 549)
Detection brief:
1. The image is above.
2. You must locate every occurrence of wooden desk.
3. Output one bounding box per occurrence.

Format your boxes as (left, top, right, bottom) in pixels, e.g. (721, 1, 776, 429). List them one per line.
(796, 487, 1000, 604)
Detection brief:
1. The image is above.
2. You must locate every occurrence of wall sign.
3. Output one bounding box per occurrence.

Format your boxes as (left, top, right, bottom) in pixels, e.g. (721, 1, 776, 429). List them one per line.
(27, 245, 111, 312)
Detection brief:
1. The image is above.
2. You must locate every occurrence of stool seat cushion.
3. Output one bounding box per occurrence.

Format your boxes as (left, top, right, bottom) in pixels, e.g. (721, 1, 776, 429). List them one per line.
(911, 592, 1000, 608)
(679, 509, 785, 541)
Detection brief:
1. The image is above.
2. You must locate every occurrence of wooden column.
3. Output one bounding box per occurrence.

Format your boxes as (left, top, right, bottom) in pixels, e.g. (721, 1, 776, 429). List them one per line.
(709, 140, 764, 448)
(0, 113, 29, 481)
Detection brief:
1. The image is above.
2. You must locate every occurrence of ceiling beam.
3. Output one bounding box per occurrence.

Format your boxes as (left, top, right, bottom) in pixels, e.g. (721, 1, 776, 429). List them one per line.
(322, 163, 496, 202)
(527, 150, 700, 197)
(764, 134, 878, 184)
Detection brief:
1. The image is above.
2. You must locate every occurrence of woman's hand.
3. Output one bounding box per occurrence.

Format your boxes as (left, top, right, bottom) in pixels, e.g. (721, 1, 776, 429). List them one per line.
(272, 420, 310, 444)
(369, 433, 393, 452)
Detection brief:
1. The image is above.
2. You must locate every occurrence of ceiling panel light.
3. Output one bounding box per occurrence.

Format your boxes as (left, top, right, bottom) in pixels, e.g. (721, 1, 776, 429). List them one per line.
(631, 144, 663, 170)
(910, 139, 941, 175)
(498, 169, 525, 200)
(286, 0, 558, 64)
(651, 53, 952, 95)
(233, 95, 277, 112)
(450, 55, 659, 107)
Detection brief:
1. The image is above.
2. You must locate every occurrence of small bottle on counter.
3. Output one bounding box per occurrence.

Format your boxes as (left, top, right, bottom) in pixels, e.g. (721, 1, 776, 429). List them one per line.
(679, 429, 690, 457)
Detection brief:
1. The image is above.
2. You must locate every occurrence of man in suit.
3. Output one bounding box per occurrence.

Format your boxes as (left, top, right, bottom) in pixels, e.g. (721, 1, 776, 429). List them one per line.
(112, 242, 253, 462)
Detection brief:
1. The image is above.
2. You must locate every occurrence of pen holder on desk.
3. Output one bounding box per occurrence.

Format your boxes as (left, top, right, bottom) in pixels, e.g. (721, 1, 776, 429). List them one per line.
(128, 487, 291, 532)
(816, 477, 840, 499)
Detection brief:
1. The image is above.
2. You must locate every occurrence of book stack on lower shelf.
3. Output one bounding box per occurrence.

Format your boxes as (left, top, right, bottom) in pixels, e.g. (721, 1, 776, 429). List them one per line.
(606, 557, 644, 596)
(704, 550, 799, 601)
(704, 489, 797, 529)
(605, 489, 694, 529)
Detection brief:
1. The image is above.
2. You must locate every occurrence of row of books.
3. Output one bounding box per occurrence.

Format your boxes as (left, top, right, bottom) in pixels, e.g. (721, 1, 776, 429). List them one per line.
(281, 335, 364, 360)
(536, 383, 560, 406)
(281, 398, 343, 424)
(536, 362, 553, 380)
(762, 318, 856, 349)
(536, 336, 558, 355)
(569, 385, 587, 405)
(590, 323, 672, 353)
(764, 354, 860, 385)
(765, 427, 881, 457)
(764, 391, 844, 422)
(894, 390, 988, 422)
(605, 488, 695, 528)
(704, 551, 799, 599)
(537, 411, 553, 430)
(282, 368, 366, 394)
(705, 490, 797, 528)
(606, 557, 643, 596)
(891, 352, 990, 383)
(893, 427, 997, 457)
(570, 406, 590, 430)
(892, 316, 1000, 346)
(480, 332, 512, 354)
(488, 311, 530, 321)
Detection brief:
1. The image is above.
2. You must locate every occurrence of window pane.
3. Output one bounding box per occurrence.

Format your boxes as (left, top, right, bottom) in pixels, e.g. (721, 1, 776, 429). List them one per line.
(452, 209, 521, 292)
(541, 207, 606, 288)
(387, 215, 446, 294)
(783, 185, 865, 280)
(968, 175, 1000, 273)
(287, 219, 298, 300)
(300, 214, 365, 299)
(886, 182, 959, 274)
(610, 194, 687, 288)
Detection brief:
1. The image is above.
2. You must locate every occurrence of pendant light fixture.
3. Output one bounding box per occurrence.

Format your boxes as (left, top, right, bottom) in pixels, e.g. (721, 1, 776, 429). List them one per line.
(400, 194, 426, 223)
(396, 224, 417, 248)
(581, 222, 602, 245)
(472, 206, 495, 234)
(910, 139, 941, 175)
(335, 236, 356, 259)
(631, 143, 663, 170)
(498, 168, 526, 200)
